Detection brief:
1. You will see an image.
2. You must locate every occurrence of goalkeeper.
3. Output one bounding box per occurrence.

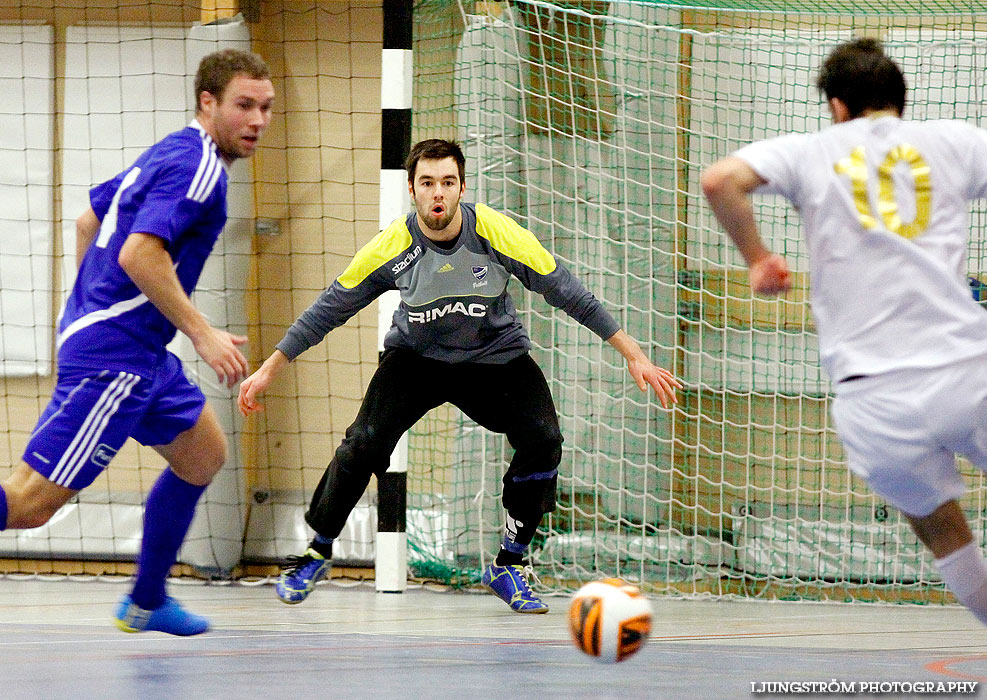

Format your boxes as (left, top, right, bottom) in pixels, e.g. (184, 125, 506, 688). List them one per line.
(238, 138, 680, 612)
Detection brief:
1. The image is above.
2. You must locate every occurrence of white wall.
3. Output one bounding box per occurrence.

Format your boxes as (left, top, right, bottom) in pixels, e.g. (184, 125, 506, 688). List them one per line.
(0, 25, 53, 377)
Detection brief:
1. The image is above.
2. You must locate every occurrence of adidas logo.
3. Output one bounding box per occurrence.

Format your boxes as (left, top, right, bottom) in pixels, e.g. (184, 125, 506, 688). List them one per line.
(437, 263, 454, 273)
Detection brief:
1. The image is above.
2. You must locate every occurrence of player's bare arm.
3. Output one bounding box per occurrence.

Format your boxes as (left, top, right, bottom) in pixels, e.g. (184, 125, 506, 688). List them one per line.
(119, 231, 248, 387)
(701, 156, 791, 296)
(75, 208, 101, 268)
(238, 349, 290, 416)
(606, 329, 681, 408)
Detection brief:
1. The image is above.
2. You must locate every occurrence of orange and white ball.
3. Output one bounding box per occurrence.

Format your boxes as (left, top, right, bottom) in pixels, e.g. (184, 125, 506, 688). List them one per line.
(568, 578, 652, 663)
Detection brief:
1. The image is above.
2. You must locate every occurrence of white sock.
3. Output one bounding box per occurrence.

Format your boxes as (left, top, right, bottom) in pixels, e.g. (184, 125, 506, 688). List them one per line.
(934, 541, 987, 625)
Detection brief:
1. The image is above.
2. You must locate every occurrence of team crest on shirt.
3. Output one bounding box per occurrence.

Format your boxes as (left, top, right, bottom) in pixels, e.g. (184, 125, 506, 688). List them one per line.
(92, 443, 118, 469)
(472, 266, 488, 280)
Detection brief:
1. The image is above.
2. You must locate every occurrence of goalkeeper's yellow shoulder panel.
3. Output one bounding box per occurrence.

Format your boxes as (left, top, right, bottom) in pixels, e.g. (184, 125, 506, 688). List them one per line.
(337, 217, 413, 289)
(473, 203, 556, 275)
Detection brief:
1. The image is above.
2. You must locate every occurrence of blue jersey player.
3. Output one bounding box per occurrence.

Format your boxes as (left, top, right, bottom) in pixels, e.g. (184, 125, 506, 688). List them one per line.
(239, 139, 680, 612)
(1, 49, 274, 635)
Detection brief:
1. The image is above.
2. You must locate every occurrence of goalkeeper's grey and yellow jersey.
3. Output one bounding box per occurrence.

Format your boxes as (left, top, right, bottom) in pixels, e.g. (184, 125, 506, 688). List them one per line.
(276, 202, 620, 364)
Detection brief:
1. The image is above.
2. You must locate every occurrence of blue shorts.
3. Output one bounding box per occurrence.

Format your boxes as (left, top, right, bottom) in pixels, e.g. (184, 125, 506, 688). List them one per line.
(23, 352, 205, 490)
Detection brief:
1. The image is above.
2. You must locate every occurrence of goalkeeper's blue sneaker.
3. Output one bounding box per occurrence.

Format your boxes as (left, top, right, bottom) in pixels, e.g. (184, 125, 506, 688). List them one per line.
(481, 563, 549, 613)
(275, 547, 331, 604)
(114, 595, 210, 636)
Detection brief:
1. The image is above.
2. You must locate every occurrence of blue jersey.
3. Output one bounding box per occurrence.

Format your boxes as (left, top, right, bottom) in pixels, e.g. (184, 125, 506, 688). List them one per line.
(58, 120, 228, 373)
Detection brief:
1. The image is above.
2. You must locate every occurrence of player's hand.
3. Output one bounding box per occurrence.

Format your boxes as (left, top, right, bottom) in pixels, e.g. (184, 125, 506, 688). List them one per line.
(749, 253, 791, 296)
(191, 327, 249, 389)
(608, 330, 681, 409)
(237, 370, 269, 416)
(238, 351, 288, 416)
(237, 351, 289, 416)
(627, 357, 682, 409)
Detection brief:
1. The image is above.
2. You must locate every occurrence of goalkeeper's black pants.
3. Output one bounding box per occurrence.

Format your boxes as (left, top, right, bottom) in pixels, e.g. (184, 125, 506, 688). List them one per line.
(304, 347, 563, 540)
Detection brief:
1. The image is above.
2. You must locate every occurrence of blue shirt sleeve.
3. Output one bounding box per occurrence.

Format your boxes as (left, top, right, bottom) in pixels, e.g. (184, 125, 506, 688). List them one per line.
(128, 156, 215, 245)
(89, 173, 125, 220)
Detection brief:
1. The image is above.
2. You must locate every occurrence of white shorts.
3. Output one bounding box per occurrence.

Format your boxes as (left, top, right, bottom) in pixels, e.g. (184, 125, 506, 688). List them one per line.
(831, 355, 987, 517)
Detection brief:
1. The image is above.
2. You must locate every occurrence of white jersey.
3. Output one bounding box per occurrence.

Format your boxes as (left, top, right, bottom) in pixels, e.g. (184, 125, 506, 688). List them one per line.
(735, 115, 987, 383)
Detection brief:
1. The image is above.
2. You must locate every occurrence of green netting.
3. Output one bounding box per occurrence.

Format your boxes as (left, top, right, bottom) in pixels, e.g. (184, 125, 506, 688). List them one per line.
(533, 0, 986, 15)
(404, 0, 987, 602)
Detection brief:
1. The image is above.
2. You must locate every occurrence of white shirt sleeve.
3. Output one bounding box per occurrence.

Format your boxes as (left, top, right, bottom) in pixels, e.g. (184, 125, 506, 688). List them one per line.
(732, 132, 812, 205)
(960, 123, 987, 200)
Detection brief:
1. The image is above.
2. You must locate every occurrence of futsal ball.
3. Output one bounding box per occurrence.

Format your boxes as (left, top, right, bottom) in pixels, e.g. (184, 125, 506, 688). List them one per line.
(568, 578, 652, 663)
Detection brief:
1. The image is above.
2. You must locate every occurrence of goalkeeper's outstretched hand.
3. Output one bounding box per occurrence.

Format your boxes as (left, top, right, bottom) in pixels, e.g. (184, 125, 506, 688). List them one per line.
(607, 330, 682, 408)
(237, 349, 290, 417)
(626, 355, 681, 408)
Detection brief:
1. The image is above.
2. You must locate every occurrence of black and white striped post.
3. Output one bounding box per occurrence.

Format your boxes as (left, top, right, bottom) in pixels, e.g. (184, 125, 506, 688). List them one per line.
(375, 0, 413, 593)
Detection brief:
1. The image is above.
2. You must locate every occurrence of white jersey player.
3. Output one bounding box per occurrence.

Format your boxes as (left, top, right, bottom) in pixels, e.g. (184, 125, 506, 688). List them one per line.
(702, 38, 987, 624)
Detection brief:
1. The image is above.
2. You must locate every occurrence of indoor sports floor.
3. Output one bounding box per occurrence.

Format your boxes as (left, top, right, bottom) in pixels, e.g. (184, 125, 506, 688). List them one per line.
(0, 577, 983, 699)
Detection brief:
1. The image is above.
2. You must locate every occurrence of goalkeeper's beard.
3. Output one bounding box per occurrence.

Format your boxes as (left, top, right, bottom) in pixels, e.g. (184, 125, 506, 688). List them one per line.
(420, 204, 457, 232)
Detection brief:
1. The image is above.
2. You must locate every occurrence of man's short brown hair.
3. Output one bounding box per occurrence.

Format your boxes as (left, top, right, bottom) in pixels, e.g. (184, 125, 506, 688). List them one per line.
(817, 38, 906, 118)
(405, 139, 466, 186)
(194, 49, 271, 113)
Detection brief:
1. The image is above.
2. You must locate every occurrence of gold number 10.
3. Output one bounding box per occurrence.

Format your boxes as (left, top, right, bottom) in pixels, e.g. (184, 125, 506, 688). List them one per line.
(833, 144, 932, 239)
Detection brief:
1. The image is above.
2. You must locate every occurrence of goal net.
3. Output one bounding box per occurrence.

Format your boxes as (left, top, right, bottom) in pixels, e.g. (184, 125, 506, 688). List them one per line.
(406, 0, 987, 601)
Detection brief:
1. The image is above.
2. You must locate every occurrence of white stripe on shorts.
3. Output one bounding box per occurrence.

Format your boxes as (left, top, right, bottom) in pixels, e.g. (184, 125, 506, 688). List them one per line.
(49, 372, 140, 487)
(29, 377, 92, 439)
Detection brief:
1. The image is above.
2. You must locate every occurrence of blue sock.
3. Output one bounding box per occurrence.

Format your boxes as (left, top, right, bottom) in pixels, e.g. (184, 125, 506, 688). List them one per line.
(0, 484, 7, 530)
(502, 535, 526, 555)
(131, 467, 206, 610)
(495, 535, 527, 566)
(310, 533, 334, 559)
